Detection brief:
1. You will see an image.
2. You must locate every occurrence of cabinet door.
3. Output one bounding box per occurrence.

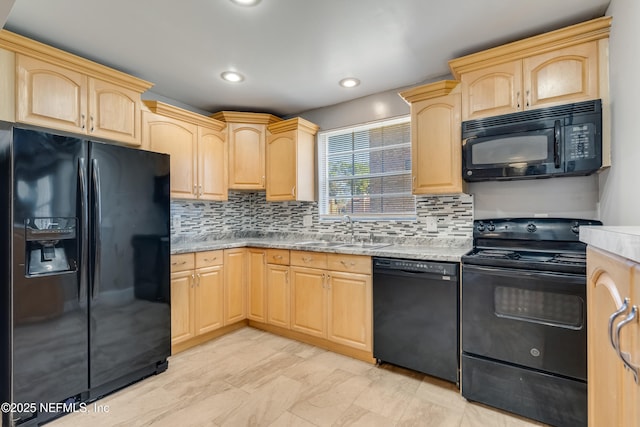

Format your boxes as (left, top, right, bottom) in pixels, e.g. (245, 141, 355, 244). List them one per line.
(228, 123, 266, 189)
(247, 249, 267, 322)
(88, 78, 141, 146)
(524, 41, 599, 110)
(587, 247, 633, 427)
(411, 92, 462, 195)
(224, 248, 246, 324)
(142, 111, 198, 199)
(267, 264, 290, 329)
(326, 271, 372, 351)
(460, 60, 522, 120)
(198, 126, 228, 201)
(170, 270, 195, 345)
(290, 266, 326, 338)
(16, 54, 87, 133)
(266, 130, 297, 201)
(195, 266, 224, 335)
(626, 266, 640, 426)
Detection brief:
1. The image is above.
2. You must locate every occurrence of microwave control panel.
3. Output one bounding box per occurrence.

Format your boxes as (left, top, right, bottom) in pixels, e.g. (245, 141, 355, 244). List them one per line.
(566, 124, 596, 160)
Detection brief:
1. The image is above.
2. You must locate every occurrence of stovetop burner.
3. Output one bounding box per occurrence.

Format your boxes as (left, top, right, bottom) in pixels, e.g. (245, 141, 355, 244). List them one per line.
(475, 249, 521, 260)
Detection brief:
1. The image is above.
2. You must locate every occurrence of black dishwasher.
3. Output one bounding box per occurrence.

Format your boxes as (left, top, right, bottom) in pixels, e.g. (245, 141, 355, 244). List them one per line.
(373, 257, 459, 383)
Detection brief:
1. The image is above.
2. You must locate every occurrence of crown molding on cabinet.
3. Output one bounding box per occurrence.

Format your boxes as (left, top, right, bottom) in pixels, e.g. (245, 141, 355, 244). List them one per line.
(267, 117, 319, 134)
(0, 29, 153, 93)
(399, 80, 460, 104)
(210, 111, 282, 125)
(143, 100, 226, 131)
(448, 16, 612, 79)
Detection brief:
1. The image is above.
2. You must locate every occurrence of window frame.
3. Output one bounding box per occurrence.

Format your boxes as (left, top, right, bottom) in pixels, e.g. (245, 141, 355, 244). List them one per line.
(317, 115, 416, 221)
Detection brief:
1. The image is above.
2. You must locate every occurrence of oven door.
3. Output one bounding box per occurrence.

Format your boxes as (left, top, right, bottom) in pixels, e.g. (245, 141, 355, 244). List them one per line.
(462, 125, 562, 181)
(462, 264, 586, 380)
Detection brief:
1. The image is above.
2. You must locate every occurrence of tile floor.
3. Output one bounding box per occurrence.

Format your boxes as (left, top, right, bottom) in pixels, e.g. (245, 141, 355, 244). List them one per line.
(49, 327, 547, 426)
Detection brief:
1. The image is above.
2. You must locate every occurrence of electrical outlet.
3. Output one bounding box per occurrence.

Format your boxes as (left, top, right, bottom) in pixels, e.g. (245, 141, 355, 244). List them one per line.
(172, 214, 181, 231)
(426, 216, 438, 232)
(302, 214, 313, 227)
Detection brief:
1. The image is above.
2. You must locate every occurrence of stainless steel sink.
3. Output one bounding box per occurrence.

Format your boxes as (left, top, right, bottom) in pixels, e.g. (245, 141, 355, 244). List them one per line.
(338, 243, 392, 249)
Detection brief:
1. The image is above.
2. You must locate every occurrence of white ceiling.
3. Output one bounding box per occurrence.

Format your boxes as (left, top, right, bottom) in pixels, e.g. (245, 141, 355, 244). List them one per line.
(3, 0, 610, 116)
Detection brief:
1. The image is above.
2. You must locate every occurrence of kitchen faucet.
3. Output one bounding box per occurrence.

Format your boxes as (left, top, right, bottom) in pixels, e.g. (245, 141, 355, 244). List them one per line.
(343, 215, 355, 243)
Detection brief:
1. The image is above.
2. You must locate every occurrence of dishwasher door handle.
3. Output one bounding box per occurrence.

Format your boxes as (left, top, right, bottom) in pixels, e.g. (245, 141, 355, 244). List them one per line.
(374, 268, 456, 281)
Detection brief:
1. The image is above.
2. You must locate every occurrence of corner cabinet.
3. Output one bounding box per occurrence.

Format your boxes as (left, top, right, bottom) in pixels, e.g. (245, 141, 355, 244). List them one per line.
(449, 17, 611, 121)
(0, 30, 152, 145)
(266, 117, 319, 201)
(400, 80, 464, 195)
(143, 101, 227, 200)
(587, 247, 640, 427)
(210, 111, 282, 190)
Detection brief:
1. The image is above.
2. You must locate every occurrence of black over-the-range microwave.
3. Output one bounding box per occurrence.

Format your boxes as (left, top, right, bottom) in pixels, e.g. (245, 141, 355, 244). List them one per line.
(461, 99, 602, 181)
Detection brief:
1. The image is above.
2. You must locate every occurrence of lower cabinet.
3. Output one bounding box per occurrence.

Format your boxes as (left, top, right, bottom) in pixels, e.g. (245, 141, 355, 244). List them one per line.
(223, 248, 247, 325)
(170, 248, 246, 354)
(172, 247, 372, 360)
(587, 247, 640, 427)
(289, 251, 373, 354)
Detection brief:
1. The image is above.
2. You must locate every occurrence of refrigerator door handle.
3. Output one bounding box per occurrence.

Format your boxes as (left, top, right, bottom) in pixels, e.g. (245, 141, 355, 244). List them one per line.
(92, 158, 102, 300)
(78, 158, 88, 303)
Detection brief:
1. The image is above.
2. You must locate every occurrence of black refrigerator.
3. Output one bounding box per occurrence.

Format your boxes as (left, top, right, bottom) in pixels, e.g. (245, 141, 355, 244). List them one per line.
(0, 123, 171, 426)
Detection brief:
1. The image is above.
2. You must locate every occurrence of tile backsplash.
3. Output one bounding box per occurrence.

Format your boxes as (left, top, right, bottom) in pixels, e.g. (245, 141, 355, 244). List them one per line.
(171, 191, 474, 245)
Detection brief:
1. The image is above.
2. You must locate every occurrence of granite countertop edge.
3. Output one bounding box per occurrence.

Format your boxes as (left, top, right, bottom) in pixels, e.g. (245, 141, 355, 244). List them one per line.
(170, 238, 472, 262)
(580, 226, 640, 264)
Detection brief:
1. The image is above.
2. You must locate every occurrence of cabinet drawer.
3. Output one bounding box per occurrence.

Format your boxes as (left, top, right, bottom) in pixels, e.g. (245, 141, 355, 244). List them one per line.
(290, 250, 327, 269)
(196, 250, 223, 268)
(171, 253, 195, 272)
(267, 249, 290, 265)
(328, 254, 371, 274)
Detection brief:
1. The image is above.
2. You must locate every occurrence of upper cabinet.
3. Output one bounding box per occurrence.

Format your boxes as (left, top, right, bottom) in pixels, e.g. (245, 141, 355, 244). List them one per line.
(142, 101, 227, 200)
(210, 111, 282, 190)
(266, 117, 319, 201)
(400, 80, 464, 195)
(449, 17, 611, 121)
(0, 30, 152, 145)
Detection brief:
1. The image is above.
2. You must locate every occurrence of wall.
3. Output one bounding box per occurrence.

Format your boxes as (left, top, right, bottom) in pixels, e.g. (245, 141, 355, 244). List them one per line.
(599, 0, 640, 225)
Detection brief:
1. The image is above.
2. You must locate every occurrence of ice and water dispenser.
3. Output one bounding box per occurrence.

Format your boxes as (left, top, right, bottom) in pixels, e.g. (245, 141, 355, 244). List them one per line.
(25, 217, 78, 276)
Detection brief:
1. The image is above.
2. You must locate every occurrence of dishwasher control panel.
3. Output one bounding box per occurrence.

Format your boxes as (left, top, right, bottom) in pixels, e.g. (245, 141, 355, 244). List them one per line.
(373, 257, 458, 277)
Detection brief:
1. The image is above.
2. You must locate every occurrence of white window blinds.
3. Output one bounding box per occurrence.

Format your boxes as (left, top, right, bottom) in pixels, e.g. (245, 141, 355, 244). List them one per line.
(318, 116, 415, 219)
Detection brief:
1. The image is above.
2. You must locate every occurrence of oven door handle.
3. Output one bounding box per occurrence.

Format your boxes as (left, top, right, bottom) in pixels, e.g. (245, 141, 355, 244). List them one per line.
(615, 305, 639, 384)
(608, 297, 630, 351)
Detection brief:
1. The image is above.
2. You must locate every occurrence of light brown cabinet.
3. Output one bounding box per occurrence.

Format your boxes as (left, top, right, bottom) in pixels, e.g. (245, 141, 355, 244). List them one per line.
(449, 17, 611, 122)
(170, 251, 224, 350)
(266, 118, 319, 201)
(247, 248, 267, 323)
(587, 247, 640, 427)
(223, 248, 247, 325)
(211, 111, 282, 190)
(10, 37, 151, 145)
(170, 249, 246, 354)
(400, 80, 464, 195)
(290, 251, 372, 352)
(142, 101, 227, 200)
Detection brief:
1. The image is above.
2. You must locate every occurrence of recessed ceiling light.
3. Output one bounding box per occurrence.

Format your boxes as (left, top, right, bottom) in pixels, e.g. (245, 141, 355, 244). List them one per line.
(339, 77, 360, 88)
(221, 71, 245, 83)
(230, 0, 261, 6)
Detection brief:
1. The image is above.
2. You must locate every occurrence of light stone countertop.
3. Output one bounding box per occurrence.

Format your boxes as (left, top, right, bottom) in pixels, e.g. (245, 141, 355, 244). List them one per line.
(580, 226, 640, 264)
(171, 238, 472, 263)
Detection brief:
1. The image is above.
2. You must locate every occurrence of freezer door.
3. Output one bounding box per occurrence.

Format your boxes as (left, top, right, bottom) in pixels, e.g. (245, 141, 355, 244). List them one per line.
(88, 141, 170, 394)
(11, 128, 89, 422)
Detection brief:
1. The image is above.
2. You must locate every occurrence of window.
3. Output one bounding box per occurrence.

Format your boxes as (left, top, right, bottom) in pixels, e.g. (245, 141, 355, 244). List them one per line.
(318, 116, 415, 219)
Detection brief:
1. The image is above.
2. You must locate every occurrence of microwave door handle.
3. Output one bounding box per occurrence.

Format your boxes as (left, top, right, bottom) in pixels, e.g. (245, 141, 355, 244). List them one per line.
(554, 120, 561, 168)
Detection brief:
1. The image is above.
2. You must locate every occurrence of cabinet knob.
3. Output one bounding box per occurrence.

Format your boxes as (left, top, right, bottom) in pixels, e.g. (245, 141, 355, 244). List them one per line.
(291, 186, 296, 197)
(516, 92, 521, 109)
(90, 115, 95, 132)
(81, 114, 86, 130)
